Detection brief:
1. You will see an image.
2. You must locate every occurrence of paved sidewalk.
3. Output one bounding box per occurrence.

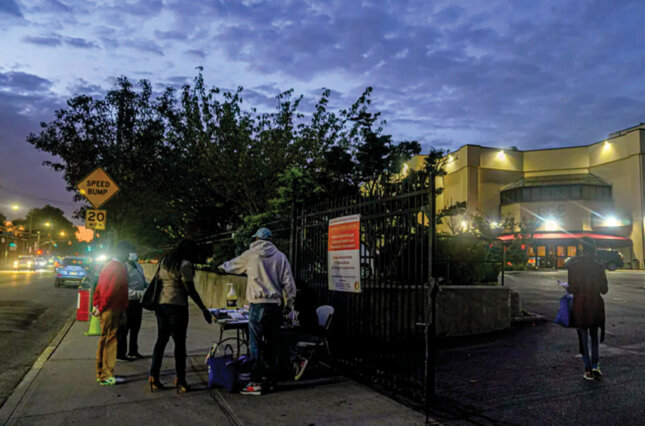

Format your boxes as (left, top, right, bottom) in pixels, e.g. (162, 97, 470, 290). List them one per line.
(0, 306, 426, 426)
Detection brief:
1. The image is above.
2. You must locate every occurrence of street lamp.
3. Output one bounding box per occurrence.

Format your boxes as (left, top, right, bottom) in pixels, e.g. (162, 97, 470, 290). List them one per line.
(11, 204, 19, 211)
(59, 231, 66, 237)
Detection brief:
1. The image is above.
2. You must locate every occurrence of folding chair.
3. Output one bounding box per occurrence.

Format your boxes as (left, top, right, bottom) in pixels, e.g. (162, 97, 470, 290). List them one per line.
(294, 305, 334, 380)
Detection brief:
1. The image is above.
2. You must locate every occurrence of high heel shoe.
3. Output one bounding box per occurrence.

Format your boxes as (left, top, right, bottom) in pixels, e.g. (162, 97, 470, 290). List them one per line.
(175, 378, 191, 394)
(148, 376, 165, 392)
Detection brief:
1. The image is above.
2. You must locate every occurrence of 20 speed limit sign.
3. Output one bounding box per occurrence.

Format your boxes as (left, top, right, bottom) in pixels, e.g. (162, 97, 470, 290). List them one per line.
(85, 209, 107, 230)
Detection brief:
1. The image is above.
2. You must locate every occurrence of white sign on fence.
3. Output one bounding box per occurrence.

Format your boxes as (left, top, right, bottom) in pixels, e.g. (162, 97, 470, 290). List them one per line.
(327, 214, 361, 293)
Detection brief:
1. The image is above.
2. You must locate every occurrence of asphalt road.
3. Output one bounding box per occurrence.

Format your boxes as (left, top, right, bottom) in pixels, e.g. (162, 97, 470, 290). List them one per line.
(432, 270, 645, 425)
(0, 270, 77, 409)
(505, 270, 645, 348)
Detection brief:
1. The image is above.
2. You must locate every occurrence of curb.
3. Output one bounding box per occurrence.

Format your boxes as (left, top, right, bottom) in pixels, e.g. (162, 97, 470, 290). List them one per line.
(0, 311, 77, 425)
(512, 313, 547, 324)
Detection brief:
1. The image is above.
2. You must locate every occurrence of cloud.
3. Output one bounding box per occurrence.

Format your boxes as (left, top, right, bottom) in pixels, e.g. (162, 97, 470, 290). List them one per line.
(22, 35, 62, 47)
(185, 49, 205, 59)
(0, 71, 53, 92)
(155, 30, 187, 41)
(63, 36, 99, 49)
(126, 38, 164, 56)
(0, 0, 22, 17)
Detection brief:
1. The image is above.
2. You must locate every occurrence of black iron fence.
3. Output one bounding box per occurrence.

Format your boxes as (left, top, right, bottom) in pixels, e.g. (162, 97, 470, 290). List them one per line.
(293, 177, 432, 402)
(196, 177, 504, 410)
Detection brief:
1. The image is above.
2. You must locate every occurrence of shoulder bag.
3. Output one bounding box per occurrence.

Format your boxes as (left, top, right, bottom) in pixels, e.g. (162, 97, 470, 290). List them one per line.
(141, 260, 163, 311)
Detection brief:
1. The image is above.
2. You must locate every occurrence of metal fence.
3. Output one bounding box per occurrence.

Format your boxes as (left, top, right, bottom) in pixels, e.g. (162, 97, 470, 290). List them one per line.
(293, 177, 432, 403)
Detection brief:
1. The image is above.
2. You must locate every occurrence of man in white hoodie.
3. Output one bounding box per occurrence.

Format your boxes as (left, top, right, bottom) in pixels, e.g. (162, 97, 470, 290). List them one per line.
(219, 227, 296, 395)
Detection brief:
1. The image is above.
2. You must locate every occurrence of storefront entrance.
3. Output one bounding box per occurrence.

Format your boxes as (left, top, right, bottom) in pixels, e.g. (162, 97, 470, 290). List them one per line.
(503, 232, 632, 270)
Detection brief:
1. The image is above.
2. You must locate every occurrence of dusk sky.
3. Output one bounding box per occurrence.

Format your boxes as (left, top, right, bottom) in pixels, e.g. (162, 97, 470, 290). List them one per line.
(1, 0, 644, 223)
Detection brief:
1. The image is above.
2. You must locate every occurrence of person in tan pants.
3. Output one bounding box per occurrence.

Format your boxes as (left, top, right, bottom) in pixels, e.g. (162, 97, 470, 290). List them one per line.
(93, 241, 131, 385)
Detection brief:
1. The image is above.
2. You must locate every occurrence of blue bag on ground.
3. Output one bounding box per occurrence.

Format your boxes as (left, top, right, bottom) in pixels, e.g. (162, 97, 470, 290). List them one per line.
(206, 344, 249, 392)
(554, 294, 573, 327)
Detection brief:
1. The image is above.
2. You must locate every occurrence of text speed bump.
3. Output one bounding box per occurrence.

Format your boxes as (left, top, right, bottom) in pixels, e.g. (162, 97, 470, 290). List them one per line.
(85, 209, 106, 230)
(76, 167, 120, 208)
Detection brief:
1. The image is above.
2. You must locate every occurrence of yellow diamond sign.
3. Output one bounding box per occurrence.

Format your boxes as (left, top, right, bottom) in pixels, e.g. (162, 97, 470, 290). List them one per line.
(76, 167, 120, 208)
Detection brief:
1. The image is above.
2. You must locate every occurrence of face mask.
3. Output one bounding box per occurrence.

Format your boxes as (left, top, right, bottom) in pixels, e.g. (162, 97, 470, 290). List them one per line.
(128, 253, 138, 261)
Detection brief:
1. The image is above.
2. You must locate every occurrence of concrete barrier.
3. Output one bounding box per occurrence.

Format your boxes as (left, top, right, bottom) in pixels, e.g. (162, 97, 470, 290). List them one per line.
(141, 264, 513, 336)
(141, 263, 247, 309)
(436, 286, 511, 336)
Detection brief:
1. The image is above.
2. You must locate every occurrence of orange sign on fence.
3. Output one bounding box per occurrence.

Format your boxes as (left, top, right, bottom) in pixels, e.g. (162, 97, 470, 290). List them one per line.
(328, 215, 361, 293)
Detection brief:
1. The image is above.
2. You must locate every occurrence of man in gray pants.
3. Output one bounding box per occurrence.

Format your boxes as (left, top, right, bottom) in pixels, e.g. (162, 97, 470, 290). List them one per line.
(117, 243, 148, 360)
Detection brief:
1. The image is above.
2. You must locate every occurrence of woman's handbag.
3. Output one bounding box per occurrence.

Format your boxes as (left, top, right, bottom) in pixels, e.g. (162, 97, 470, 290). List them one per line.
(140, 260, 163, 311)
(554, 293, 573, 327)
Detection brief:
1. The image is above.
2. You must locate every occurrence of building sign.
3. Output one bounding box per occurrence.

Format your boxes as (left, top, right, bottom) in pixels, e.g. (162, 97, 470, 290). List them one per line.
(328, 214, 361, 293)
(85, 209, 106, 230)
(76, 167, 120, 208)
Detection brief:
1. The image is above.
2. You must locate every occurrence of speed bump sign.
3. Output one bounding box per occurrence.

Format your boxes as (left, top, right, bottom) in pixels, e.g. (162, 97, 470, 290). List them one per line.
(77, 167, 120, 208)
(86, 209, 106, 230)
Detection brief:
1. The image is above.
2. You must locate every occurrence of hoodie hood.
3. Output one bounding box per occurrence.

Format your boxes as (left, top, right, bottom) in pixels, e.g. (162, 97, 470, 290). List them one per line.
(250, 239, 277, 257)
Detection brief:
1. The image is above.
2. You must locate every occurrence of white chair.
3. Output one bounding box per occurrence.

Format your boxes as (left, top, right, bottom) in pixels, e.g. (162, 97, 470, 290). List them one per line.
(294, 305, 334, 380)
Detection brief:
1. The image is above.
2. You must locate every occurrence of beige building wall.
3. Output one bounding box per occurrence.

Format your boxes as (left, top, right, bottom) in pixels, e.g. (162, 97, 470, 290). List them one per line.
(410, 125, 645, 263)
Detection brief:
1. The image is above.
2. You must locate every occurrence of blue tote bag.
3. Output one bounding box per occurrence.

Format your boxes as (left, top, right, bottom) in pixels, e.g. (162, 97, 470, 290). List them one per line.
(205, 344, 250, 392)
(554, 294, 573, 327)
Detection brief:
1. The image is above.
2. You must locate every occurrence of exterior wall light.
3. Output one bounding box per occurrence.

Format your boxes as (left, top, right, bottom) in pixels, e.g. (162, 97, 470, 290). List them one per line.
(497, 150, 506, 160)
(603, 216, 620, 227)
(461, 220, 468, 231)
(490, 221, 500, 228)
(401, 163, 409, 176)
(447, 155, 454, 163)
(543, 218, 559, 231)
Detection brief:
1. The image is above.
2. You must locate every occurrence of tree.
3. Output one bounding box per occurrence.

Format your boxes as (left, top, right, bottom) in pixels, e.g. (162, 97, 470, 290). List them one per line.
(0, 211, 6, 226)
(11, 205, 76, 254)
(27, 71, 425, 255)
(27, 77, 174, 249)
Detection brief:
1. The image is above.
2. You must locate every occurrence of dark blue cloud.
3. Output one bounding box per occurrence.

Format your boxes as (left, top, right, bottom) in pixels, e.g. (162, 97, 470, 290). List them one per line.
(0, 71, 52, 92)
(22, 35, 62, 46)
(63, 36, 99, 49)
(22, 34, 99, 49)
(0, 0, 22, 17)
(155, 30, 187, 41)
(185, 49, 205, 59)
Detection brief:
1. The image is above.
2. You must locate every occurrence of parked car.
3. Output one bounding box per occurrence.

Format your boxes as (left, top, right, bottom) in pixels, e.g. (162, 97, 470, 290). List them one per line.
(596, 249, 624, 271)
(55, 256, 91, 287)
(13, 255, 35, 271)
(564, 249, 624, 271)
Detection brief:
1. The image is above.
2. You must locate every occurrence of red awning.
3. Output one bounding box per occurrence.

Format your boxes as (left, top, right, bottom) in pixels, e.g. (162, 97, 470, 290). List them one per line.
(498, 232, 631, 242)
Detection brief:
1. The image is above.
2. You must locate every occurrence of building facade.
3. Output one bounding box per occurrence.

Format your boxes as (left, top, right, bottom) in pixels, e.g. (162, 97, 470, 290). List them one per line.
(410, 123, 645, 268)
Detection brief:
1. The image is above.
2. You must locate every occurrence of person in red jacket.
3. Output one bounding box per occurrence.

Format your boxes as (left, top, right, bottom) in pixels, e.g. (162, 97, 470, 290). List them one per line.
(93, 241, 131, 386)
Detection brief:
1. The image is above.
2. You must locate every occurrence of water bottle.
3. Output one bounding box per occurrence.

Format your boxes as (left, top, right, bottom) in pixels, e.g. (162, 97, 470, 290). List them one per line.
(226, 283, 237, 308)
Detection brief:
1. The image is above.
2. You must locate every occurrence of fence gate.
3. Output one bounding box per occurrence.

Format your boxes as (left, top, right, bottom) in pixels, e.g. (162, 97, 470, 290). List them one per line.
(294, 178, 432, 403)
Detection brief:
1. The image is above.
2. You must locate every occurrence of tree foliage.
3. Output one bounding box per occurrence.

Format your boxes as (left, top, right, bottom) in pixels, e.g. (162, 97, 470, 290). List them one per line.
(27, 72, 423, 250)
